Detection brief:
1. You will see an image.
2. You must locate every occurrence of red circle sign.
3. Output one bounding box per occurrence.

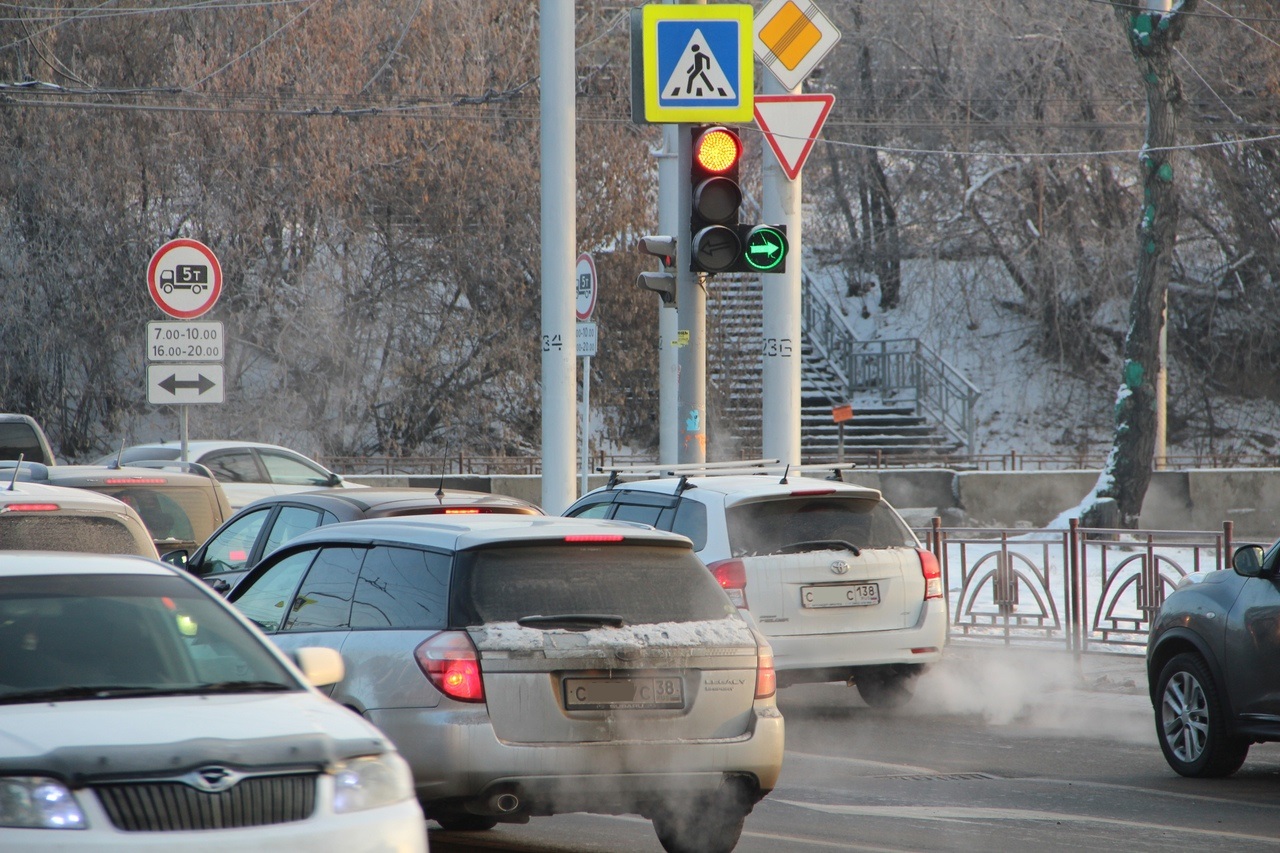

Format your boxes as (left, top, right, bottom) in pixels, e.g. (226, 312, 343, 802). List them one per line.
(147, 239, 223, 319)
(575, 253, 597, 322)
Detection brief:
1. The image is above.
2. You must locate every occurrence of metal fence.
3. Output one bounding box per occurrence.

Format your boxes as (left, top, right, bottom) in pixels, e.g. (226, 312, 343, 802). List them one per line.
(920, 518, 1236, 657)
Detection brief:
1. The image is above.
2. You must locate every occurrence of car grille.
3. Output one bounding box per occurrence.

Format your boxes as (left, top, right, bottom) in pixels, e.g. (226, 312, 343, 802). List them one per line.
(95, 772, 318, 831)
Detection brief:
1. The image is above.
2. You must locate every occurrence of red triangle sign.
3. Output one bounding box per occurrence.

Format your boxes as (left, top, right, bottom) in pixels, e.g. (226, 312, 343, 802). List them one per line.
(753, 94, 835, 181)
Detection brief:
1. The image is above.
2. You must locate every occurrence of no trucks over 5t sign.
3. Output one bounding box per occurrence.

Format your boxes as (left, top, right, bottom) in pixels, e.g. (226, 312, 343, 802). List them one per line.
(148, 238, 223, 319)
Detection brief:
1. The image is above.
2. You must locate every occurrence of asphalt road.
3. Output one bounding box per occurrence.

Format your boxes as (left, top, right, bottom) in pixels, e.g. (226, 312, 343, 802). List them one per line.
(429, 645, 1280, 852)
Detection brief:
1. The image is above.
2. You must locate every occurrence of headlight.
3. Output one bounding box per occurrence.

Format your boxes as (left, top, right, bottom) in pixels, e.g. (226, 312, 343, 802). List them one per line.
(0, 777, 86, 829)
(332, 752, 414, 814)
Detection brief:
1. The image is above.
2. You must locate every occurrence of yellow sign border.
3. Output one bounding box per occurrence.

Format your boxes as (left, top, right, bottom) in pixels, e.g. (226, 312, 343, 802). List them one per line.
(642, 4, 754, 123)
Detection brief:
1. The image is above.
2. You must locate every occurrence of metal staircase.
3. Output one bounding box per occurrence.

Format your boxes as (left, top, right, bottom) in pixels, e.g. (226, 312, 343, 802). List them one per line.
(707, 267, 979, 462)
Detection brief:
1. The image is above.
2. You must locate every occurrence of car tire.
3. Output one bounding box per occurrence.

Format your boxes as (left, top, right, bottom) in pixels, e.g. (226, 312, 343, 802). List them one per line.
(432, 813, 498, 832)
(1156, 652, 1249, 778)
(854, 666, 916, 709)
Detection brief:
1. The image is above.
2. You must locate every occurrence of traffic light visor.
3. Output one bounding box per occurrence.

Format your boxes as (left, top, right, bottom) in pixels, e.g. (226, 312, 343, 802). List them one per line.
(694, 127, 742, 174)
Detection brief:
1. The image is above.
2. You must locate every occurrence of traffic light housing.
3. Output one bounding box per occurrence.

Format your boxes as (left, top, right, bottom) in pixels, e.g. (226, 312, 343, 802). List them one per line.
(637, 235, 677, 306)
(689, 126, 744, 273)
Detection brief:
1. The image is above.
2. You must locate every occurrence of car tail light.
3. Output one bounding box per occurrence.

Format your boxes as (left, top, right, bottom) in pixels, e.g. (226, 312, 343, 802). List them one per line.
(789, 488, 835, 496)
(564, 534, 624, 542)
(415, 632, 485, 703)
(442, 508, 481, 514)
(918, 549, 942, 600)
(2, 503, 60, 512)
(105, 477, 167, 485)
(707, 559, 747, 608)
(755, 644, 777, 699)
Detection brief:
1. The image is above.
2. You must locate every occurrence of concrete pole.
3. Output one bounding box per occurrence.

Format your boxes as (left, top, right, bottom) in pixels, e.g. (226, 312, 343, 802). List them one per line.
(540, 0, 576, 513)
(760, 75, 802, 466)
(658, 123, 680, 465)
(675, 0, 707, 464)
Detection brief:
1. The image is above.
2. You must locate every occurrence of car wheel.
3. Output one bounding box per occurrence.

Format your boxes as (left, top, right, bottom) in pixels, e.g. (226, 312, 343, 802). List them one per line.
(854, 666, 916, 709)
(1156, 652, 1249, 778)
(432, 813, 498, 832)
(652, 783, 751, 853)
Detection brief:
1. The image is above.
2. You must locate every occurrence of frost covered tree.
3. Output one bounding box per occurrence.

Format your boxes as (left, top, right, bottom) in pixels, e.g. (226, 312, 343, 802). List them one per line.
(1081, 0, 1198, 528)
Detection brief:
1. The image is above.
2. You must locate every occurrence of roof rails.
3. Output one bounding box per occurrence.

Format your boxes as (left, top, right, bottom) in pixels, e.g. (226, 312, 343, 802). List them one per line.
(120, 459, 219, 481)
(597, 458, 858, 486)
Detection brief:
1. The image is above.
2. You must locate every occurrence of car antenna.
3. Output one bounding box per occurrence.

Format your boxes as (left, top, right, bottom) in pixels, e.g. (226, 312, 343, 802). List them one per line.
(109, 439, 125, 470)
(605, 469, 619, 489)
(779, 464, 790, 485)
(435, 473, 446, 500)
(5, 453, 23, 491)
(675, 475, 696, 495)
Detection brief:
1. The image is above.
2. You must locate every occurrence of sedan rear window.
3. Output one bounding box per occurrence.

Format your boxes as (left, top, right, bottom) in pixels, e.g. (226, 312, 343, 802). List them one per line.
(452, 543, 736, 626)
(726, 496, 917, 556)
(0, 515, 154, 557)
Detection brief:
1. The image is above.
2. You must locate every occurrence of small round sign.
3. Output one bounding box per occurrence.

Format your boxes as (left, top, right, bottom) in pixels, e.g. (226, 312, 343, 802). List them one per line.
(148, 238, 223, 319)
(575, 253, 597, 321)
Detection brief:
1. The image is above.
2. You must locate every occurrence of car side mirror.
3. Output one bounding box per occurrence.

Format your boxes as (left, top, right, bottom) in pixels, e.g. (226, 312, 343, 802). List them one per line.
(1233, 544, 1268, 578)
(294, 646, 345, 687)
(161, 549, 189, 568)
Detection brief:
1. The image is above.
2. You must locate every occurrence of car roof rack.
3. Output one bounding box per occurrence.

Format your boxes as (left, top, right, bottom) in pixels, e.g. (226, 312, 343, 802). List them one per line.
(111, 459, 219, 481)
(598, 459, 859, 487)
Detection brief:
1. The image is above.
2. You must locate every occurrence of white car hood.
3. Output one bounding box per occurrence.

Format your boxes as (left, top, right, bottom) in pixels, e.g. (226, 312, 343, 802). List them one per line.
(0, 692, 389, 779)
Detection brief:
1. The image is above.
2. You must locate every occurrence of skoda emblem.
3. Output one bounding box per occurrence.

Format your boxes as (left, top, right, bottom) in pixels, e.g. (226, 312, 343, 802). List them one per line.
(184, 766, 243, 793)
(830, 560, 850, 575)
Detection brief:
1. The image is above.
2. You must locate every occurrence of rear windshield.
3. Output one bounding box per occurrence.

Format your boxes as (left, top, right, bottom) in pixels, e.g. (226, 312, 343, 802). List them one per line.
(0, 515, 156, 557)
(0, 422, 50, 465)
(726, 496, 918, 556)
(87, 485, 219, 547)
(451, 543, 737, 626)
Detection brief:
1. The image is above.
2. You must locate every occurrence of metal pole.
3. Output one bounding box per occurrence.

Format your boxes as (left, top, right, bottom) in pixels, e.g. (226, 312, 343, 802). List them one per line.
(658, 123, 680, 465)
(760, 75, 802, 466)
(676, 0, 707, 465)
(540, 0, 576, 512)
(580, 355, 591, 496)
(180, 405, 189, 462)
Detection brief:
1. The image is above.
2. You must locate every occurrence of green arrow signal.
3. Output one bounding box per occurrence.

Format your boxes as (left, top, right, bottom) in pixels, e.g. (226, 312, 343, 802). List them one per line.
(742, 226, 788, 272)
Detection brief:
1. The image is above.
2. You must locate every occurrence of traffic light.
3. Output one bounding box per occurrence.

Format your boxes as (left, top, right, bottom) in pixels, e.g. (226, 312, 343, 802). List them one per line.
(689, 126, 744, 273)
(637, 234, 677, 306)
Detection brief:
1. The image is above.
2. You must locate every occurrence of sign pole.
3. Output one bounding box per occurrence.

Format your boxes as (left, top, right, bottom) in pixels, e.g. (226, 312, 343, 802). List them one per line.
(580, 355, 591, 495)
(181, 406, 189, 462)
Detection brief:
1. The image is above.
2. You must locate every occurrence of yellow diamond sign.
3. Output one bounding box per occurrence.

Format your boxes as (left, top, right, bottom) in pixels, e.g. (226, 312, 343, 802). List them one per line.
(754, 0, 841, 91)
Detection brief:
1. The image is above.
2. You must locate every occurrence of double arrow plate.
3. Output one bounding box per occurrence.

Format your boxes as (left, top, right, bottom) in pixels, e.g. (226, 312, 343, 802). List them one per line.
(147, 364, 224, 405)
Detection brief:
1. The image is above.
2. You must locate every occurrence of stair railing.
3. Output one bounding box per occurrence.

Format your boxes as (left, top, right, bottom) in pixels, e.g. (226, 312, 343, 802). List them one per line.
(801, 266, 980, 451)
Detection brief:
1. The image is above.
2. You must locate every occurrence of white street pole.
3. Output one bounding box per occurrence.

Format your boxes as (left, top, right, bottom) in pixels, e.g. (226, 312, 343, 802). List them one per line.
(658, 123, 680, 465)
(760, 74, 802, 467)
(540, 0, 576, 512)
(676, 0, 707, 465)
(580, 354, 591, 495)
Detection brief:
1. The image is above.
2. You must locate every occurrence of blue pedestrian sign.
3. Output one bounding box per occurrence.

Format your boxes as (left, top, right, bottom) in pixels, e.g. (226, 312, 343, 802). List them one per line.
(642, 4, 753, 123)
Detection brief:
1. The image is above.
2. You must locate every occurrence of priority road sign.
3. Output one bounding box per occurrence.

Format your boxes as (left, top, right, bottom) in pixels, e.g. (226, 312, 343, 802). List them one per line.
(147, 364, 225, 405)
(754, 0, 841, 92)
(148, 238, 223, 319)
(642, 4, 754, 123)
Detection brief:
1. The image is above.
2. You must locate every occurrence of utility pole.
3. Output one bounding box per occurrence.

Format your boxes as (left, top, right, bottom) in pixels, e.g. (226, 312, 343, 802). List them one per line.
(676, 0, 707, 465)
(658, 123, 680, 464)
(540, 0, 576, 513)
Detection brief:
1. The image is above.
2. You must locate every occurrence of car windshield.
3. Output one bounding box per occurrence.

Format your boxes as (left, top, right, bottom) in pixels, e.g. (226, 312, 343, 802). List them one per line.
(92, 485, 214, 546)
(0, 572, 301, 703)
(0, 514, 153, 556)
(452, 543, 737, 626)
(726, 496, 918, 556)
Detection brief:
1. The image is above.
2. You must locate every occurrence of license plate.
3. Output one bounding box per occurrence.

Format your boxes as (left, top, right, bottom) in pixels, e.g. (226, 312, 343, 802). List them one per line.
(563, 676, 685, 710)
(801, 582, 881, 608)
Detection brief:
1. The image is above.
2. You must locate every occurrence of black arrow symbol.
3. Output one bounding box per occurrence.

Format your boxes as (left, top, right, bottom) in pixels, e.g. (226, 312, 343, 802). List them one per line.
(159, 373, 216, 395)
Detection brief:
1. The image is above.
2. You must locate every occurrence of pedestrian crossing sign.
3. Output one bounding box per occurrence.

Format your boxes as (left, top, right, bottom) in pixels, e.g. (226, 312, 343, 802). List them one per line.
(642, 4, 753, 123)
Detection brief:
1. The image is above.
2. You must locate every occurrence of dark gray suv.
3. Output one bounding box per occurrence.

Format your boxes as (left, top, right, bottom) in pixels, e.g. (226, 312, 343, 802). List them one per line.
(1148, 541, 1280, 776)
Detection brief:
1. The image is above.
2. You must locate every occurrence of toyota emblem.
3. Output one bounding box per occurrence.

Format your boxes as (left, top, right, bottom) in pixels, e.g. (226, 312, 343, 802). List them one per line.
(830, 560, 850, 575)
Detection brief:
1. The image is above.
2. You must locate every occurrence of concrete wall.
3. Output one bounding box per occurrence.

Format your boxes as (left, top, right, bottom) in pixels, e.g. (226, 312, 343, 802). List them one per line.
(349, 468, 1280, 538)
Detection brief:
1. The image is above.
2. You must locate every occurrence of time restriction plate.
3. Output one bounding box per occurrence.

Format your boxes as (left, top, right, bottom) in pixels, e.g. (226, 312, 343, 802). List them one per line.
(147, 321, 224, 363)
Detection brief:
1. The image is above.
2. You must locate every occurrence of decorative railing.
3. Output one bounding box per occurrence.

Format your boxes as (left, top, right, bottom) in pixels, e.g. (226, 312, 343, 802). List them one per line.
(919, 518, 1236, 656)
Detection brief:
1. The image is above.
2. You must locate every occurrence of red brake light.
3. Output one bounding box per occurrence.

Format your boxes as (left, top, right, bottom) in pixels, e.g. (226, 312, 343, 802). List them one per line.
(564, 534, 624, 543)
(918, 549, 943, 600)
(415, 632, 485, 703)
(2, 503, 60, 512)
(105, 477, 167, 485)
(442, 508, 481, 514)
(707, 558, 747, 608)
(790, 488, 836, 496)
(755, 644, 777, 700)
(229, 550, 248, 561)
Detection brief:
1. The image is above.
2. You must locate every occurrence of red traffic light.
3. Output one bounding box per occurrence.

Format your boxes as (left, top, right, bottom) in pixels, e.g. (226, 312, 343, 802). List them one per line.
(693, 127, 742, 174)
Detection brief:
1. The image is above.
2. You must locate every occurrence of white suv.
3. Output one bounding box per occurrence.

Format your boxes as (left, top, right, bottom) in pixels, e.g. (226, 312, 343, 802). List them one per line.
(566, 472, 947, 707)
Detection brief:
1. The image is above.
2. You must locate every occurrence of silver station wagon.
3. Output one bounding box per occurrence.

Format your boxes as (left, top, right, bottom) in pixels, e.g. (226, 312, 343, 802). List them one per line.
(226, 515, 784, 853)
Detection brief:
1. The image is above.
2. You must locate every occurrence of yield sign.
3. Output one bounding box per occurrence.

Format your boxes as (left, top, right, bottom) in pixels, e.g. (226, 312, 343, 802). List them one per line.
(753, 93, 835, 181)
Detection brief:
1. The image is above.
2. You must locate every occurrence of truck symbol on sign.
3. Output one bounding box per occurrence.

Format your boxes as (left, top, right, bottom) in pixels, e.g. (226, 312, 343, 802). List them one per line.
(160, 264, 209, 295)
